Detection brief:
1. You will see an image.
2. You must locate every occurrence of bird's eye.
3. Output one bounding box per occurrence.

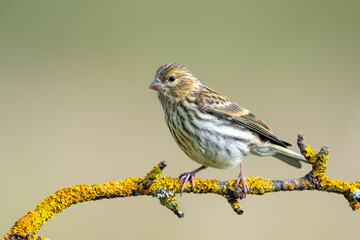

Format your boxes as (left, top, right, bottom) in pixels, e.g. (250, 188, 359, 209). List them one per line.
(168, 76, 176, 82)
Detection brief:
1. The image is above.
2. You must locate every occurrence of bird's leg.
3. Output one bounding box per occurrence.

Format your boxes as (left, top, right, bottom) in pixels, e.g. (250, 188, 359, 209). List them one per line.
(179, 166, 207, 195)
(236, 162, 249, 195)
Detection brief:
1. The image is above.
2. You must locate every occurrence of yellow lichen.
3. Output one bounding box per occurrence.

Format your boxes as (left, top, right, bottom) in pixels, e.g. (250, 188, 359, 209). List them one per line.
(146, 163, 164, 180)
(305, 145, 316, 162)
(2, 144, 359, 239)
(248, 177, 275, 194)
(299, 178, 310, 187)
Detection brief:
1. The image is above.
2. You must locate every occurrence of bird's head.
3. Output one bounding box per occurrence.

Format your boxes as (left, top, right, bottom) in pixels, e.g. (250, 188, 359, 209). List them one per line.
(150, 63, 201, 101)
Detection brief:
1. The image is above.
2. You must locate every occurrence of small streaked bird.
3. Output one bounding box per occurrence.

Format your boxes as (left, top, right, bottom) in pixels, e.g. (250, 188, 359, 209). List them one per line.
(149, 63, 308, 195)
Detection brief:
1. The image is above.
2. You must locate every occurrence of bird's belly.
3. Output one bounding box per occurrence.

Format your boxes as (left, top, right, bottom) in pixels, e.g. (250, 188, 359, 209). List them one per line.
(190, 136, 250, 169)
(192, 143, 244, 169)
(166, 111, 256, 169)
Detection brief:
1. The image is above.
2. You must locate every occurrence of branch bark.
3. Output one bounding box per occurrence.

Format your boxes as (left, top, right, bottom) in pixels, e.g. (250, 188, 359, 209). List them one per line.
(2, 135, 360, 240)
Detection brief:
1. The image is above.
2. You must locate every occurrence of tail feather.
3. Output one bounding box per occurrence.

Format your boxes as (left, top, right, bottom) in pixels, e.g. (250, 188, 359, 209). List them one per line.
(270, 144, 308, 169)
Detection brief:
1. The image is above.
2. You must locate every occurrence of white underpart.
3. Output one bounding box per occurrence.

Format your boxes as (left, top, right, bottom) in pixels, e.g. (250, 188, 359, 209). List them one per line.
(169, 102, 261, 169)
(192, 116, 256, 169)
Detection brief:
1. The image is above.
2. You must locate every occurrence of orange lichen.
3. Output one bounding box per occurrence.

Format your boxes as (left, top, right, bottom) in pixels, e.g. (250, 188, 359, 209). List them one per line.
(284, 181, 295, 190)
(352, 202, 360, 211)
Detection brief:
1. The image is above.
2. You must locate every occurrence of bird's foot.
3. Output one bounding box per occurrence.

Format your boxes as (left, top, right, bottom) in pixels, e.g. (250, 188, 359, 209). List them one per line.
(236, 175, 249, 195)
(179, 166, 207, 195)
(236, 162, 249, 198)
(179, 172, 195, 195)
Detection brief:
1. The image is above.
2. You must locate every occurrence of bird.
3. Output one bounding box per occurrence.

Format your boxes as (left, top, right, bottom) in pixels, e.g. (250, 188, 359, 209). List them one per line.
(149, 63, 308, 195)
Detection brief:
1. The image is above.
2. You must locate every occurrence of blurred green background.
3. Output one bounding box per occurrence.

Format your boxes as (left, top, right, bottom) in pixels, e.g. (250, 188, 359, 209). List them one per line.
(1, 0, 359, 239)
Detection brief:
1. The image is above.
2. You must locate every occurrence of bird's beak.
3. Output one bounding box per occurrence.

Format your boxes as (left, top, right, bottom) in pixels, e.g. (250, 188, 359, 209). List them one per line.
(149, 79, 164, 92)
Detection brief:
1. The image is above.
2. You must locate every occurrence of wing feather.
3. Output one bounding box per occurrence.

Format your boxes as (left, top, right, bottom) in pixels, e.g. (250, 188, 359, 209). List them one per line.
(194, 87, 291, 147)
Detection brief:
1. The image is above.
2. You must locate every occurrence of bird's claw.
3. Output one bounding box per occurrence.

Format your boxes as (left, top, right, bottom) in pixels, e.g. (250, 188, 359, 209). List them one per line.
(236, 175, 249, 198)
(179, 172, 196, 195)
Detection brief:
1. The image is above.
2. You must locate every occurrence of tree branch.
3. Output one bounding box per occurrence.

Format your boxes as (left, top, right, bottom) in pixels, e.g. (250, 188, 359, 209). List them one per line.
(2, 135, 359, 240)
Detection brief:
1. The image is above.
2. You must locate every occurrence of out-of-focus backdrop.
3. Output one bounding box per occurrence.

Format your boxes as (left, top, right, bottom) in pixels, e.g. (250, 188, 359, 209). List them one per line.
(1, 1, 359, 239)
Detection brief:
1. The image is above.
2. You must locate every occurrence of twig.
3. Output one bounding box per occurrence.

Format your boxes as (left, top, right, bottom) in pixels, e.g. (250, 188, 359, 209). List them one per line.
(2, 135, 359, 240)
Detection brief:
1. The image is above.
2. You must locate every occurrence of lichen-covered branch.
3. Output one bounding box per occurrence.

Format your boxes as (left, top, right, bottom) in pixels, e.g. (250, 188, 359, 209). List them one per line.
(2, 135, 360, 240)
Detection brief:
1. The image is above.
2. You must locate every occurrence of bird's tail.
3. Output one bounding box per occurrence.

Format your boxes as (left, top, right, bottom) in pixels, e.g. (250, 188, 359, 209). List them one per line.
(269, 144, 309, 168)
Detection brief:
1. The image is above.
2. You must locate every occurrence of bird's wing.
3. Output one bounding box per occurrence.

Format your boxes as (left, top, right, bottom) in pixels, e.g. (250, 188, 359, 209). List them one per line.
(194, 87, 291, 147)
